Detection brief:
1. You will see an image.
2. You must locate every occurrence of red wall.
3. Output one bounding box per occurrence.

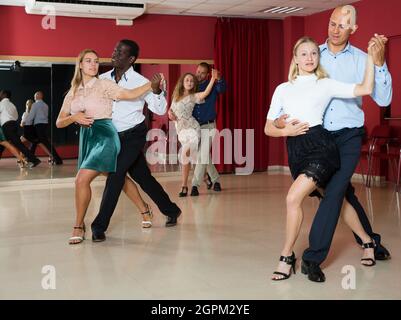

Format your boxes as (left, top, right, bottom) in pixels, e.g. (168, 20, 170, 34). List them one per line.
(4, 1, 399, 172)
(0, 6, 216, 60)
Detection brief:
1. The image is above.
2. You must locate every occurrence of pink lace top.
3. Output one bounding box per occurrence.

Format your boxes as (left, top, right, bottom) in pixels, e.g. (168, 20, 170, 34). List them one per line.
(60, 77, 123, 119)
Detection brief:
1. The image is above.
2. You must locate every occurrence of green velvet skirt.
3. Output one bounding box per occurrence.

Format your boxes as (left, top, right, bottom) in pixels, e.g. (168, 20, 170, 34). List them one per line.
(0, 126, 6, 142)
(78, 119, 120, 173)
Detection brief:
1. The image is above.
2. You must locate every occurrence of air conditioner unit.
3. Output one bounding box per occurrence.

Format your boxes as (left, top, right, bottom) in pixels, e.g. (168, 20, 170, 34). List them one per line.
(25, 0, 146, 23)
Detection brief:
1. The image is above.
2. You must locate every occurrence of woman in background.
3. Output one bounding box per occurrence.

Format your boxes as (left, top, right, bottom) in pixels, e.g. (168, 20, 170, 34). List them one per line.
(170, 70, 217, 197)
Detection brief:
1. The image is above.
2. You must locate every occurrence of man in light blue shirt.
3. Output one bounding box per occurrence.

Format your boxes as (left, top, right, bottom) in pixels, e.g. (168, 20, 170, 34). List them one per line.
(25, 91, 63, 164)
(274, 5, 392, 282)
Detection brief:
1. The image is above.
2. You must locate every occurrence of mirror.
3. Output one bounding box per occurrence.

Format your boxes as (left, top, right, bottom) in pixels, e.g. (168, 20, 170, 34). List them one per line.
(0, 60, 199, 184)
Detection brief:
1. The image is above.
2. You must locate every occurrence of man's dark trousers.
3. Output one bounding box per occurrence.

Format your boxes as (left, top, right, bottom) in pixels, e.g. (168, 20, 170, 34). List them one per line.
(92, 121, 181, 233)
(303, 127, 382, 264)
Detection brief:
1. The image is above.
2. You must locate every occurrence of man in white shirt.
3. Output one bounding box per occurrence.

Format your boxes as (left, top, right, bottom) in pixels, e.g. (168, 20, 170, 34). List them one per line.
(0, 90, 41, 167)
(91, 40, 181, 241)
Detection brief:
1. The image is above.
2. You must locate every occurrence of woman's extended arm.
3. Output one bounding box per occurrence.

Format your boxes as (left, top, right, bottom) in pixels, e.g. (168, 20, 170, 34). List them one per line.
(195, 69, 218, 101)
(354, 46, 375, 97)
(116, 81, 152, 100)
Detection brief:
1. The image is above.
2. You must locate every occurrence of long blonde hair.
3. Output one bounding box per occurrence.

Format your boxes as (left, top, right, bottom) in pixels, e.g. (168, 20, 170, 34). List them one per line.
(172, 73, 198, 102)
(25, 99, 34, 112)
(288, 36, 328, 82)
(70, 49, 99, 96)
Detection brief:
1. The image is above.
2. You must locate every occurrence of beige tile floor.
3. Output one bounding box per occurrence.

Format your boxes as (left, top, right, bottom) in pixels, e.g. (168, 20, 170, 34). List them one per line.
(0, 157, 180, 184)
(0, 171, 400, 300)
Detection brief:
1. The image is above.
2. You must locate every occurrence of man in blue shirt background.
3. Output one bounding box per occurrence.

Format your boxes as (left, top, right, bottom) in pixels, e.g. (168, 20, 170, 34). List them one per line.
(25, 91, 63, 165)
(169, 62, 226, 196)
(275, 5, 392, 282)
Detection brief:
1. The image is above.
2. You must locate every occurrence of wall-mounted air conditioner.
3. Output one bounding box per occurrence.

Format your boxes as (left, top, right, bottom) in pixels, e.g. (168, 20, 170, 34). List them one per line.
(25, 0, 146, 24)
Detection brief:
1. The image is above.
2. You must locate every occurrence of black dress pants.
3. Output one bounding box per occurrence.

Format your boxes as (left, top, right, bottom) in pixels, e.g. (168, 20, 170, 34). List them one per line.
(303, 127, 382, 264)
(2, 121, 39, 163)
(92, 121, 181, 233)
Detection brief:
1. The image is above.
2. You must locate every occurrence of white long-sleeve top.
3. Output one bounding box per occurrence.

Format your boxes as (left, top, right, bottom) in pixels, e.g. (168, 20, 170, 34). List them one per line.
(266, 74, 356, 127)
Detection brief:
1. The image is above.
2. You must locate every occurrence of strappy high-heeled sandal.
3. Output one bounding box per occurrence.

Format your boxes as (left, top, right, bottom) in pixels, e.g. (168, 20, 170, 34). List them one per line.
(68, 224, 86, 245)
(361, 241, 376, 266)
(141, 204, 153, 229)
(179, 186, 188, 197)
(17, 159, 28, 168)
(272, 252, 297, 281)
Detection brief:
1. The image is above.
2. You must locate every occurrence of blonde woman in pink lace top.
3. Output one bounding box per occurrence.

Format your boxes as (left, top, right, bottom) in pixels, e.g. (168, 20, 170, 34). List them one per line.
(56, 49, 159, 244)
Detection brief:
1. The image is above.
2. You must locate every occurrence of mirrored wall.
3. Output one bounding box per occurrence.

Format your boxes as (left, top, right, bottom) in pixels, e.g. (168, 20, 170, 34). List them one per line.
(0, 61, 199, 184)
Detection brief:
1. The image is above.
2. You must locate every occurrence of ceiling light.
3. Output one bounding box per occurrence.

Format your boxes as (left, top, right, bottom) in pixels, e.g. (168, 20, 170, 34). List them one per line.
(262, 6, 304, 14)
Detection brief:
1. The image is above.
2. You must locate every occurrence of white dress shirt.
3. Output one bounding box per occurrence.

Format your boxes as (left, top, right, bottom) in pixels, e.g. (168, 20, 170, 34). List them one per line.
(0, 98, 19, 126)
(100, 67, 167, 132)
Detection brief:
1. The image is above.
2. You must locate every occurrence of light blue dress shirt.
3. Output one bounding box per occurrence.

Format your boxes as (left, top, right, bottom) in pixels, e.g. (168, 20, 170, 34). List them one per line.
(24, 100, 49, 125)
(320, 41, 392, 131)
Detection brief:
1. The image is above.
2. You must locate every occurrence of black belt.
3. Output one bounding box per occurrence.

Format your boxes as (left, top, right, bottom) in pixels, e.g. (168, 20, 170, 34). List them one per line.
(118, 121, 145, 138)
(330, 126, 364, 136)
(199, 120, 215, 126)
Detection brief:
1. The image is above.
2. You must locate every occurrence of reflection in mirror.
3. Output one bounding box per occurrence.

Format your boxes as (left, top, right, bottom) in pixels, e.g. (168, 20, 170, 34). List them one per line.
(0, 62, 52, 183)
(0, 61, 200, 185)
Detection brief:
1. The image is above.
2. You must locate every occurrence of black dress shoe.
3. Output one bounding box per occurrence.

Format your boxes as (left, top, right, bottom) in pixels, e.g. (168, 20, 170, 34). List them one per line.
(375, 244, 391, 260)
(213, 182, 222, 192)
(92, 231, 106, 242)
(301, 259, 325, 282)
(29, 159, 41, 168)
(165, 210, 182, 227)
(190, 186, 199, 196)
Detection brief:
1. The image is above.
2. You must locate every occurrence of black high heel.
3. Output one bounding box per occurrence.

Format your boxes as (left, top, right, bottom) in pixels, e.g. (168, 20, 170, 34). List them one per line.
(272, 252, 296, 281)
(179, 186, 188, 197)
(204, 174, 213, 190)
(361, 241, 376, 266)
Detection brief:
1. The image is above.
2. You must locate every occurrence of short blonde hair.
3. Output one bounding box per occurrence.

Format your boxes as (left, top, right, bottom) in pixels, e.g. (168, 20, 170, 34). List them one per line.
(288, 36, 329, 82)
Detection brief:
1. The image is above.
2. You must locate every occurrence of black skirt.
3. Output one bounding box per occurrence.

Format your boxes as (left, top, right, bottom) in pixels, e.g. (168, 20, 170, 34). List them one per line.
(286, 125, 340, 188)
(23, 125, 38, 142)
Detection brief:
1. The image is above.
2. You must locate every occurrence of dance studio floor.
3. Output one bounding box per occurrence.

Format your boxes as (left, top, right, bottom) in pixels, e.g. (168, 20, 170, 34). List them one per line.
(0, 165, 400, 299)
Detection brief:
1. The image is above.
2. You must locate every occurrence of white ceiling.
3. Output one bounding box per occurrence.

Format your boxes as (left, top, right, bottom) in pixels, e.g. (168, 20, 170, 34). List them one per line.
(0, 0, 360, 19)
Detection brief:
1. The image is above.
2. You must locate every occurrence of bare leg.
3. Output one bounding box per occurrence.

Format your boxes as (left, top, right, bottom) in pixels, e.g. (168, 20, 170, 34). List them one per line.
(122, 176, 153, 227)
(182, 163, 190, 188)
(342, 200, 375, 265)
(70, 169, 99, 244)
(272, 175, 317, 280)
(122, 176, 147, 212)
(0, 141, 25, 162)
(181, 147, 192, 188)
(38, 143, 52, 158)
